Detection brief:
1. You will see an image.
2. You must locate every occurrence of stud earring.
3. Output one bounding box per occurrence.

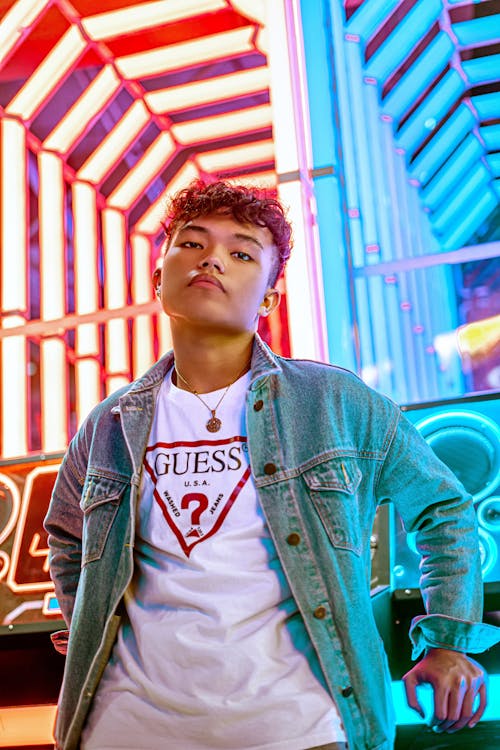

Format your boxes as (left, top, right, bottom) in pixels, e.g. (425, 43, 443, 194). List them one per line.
(155, 286, 161, 298)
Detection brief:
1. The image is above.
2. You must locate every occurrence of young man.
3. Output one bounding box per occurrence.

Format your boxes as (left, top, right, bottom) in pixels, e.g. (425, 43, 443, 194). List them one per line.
(45, 180, 499, 750)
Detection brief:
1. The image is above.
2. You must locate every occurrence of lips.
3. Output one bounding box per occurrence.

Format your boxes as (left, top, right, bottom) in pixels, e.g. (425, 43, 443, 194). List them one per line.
(188, 273, 225, 292)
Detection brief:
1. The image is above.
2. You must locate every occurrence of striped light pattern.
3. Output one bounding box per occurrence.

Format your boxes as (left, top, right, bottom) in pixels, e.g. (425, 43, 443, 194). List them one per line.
(300, 0, 500, 404)
(0, 0, 324, 460)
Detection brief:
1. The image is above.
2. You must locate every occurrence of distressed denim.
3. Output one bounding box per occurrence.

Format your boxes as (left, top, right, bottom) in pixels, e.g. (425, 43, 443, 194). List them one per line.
(44, 335, 500, 750)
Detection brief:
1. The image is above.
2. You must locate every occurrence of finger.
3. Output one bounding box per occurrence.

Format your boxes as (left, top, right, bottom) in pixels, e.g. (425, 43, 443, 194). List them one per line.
(469, 682, 487, 728)
(445, 685, 476, 732)
(431, 686, 450, 728)
(403, 674, 425, 718)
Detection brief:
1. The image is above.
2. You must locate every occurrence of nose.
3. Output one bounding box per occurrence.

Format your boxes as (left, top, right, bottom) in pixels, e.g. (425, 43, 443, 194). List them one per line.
(197, 251, 225, 274)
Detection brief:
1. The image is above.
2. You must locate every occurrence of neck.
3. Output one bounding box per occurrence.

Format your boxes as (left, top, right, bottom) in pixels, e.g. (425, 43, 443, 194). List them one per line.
(170, 323, 255, 394)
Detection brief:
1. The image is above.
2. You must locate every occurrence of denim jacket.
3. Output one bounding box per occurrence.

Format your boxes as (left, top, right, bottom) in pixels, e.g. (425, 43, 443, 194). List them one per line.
(44, 335, 500, 750)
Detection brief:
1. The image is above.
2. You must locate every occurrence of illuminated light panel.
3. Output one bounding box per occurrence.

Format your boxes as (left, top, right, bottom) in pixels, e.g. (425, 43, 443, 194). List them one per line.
(463, 54, 500, 85)
(452, 15, 500, 46)
(494, 179, 500, 199)
(41, 338, 68, 453)
(157, 311, 173, 357)
(487, 152, 500, 177)
(431, 163, 489, 234)
(197, 139, 275, 172)
(77, 100, 150, 184)
(397, 70, 466, 156)
(102, 209, 127, 310)
(75, 355, 101, 425)
(107, 132, 176, 209)
(226, 170, 276, 188)
(82, 0, 226, 41)
(0, 704, 56, 745)
(382, 32, 454, 122)
(421, 135, 483, 211)
(131, 234, 155, 376)
(365, 0, 442, 82)
(38, 152, 65, 321)
(73, 182, 98, 316)
(346, 0, 400, 42)
(279, 179, 322, 359)
(0, 324, 27, 459)
(481, 124, 500, 151)
(471, 92, 500, 120)
(145, 66, 269, 114)
(409, 104, 475, 183)
(1, 119, 26, 313)
(458, 314, 500, 361)
(172, 104, 272, 145)
(43, 66, 121, 153)
(6, 26, 87, 120)
(116, 26, 255, 79)
(441, 189, 497, 252)
(0, 0, 47, 65)
(135, 161, 200, 236)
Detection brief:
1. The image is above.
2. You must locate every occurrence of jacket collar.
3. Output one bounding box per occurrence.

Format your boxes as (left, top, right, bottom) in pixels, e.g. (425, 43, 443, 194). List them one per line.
(124, 333, 282, 396)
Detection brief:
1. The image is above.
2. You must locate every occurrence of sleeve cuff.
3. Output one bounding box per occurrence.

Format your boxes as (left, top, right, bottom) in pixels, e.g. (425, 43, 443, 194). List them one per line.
(409, 614, 500, 659)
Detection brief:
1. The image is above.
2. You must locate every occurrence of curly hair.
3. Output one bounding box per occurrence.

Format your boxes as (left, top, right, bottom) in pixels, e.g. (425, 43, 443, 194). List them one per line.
(161, 179, 292, 284)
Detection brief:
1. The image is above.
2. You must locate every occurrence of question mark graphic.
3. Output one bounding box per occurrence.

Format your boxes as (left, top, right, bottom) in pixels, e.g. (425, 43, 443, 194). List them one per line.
(181, 493, 209, 536)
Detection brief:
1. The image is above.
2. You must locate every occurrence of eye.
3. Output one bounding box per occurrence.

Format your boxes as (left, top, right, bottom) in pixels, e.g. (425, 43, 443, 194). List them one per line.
(232, 251, 253, 262)
(179, 240, 203, 249)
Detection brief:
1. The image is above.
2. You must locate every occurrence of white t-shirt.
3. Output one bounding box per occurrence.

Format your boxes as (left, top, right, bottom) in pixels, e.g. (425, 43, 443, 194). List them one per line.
(82, 369, 345, 750)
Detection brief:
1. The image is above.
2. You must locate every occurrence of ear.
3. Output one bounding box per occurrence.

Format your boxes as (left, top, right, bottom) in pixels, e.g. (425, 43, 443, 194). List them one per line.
(152, 268, 161, 292)
(258, 288, 281, 317)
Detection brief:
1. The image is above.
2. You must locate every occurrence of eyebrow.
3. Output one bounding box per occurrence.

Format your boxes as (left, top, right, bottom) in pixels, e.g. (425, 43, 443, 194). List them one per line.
(178, 223, 264, 251)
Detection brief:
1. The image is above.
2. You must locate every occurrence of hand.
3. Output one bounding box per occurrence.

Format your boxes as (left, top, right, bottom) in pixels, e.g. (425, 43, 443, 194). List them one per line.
(403, 648, 487, 732)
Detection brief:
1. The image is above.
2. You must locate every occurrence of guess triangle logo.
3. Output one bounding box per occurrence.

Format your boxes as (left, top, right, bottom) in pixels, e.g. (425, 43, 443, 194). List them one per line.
(143, 437, 251, 557)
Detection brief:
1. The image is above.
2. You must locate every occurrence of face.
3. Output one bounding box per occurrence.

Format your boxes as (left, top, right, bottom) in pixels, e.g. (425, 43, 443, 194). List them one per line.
(153, 212, 281, 335)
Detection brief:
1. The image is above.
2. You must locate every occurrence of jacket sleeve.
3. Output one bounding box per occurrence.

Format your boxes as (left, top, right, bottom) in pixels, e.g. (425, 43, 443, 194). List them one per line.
(43, 421, 90, 631)
(375, 409, 500, 658)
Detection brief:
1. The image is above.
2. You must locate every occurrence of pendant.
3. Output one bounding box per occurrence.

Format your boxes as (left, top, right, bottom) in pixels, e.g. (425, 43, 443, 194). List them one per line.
(206, 415, 222, 433)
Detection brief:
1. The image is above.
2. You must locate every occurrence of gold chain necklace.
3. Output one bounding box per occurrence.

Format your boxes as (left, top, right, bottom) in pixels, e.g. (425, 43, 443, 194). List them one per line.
(174, 361, 250, 433)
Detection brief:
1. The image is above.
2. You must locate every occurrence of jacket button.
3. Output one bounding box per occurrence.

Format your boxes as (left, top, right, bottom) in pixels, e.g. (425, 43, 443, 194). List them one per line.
(313, 605, 327, 619)
(286, 532, 301, 546)
(264, 462, 277, 475)
(342, 686, 353, 698)
(253, 399, 264, 411)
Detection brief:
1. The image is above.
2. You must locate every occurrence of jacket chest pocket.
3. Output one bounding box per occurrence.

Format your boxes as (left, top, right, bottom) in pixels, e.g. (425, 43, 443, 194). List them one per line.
(80, 474, 129, 565)
(302, 458, 363, 555)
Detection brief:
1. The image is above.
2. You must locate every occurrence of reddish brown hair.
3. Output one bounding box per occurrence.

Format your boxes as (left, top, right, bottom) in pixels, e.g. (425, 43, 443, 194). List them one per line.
(161, 179, 292, 284)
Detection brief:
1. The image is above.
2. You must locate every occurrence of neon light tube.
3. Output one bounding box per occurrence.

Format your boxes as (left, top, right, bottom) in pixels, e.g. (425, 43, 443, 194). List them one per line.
(480, 124, 500, 151)
(197, 140, 275, 173)
(107, 132, 175, 210)
(409, 104, 475, 184)
(131, 234, 155, 377)
(75, 354, 101, 425)
(431, 164, 489, 234)
(397, 70, 465, 156)
(0, 326, 27, 458)
(365, 0, 442, 82)
(382, 32, 454, 122)
(487, 153, 500, 176)
(421, 135, 483, 210)
(77, 100, 150, 184)
(0, 704, 56, 744)
(157, 313, 173, 358)
(145, 65, 269, 114)
(83, 0, 226, 40)
(38, 152, 65, 321)
(135, 162, 199, 235)
(494, 179, 500, 199)
(73, 182, 98, 316)
(0, 0, 47, 66)
(441, 190, 496, 252)
(452, 16, 500, 46)
(102, 210, 129, 393)
(6, 26, 87, 120)
(1, 119, 26, 314)
(463, 54, 500, 85)
(471, 92, 500, 120)
(116, 27, 255, 79)
(172, 104, 272, 145)
(346, 0, 400, 42)
(44, 66, 121, 154)
(40, 338, 68, 453)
